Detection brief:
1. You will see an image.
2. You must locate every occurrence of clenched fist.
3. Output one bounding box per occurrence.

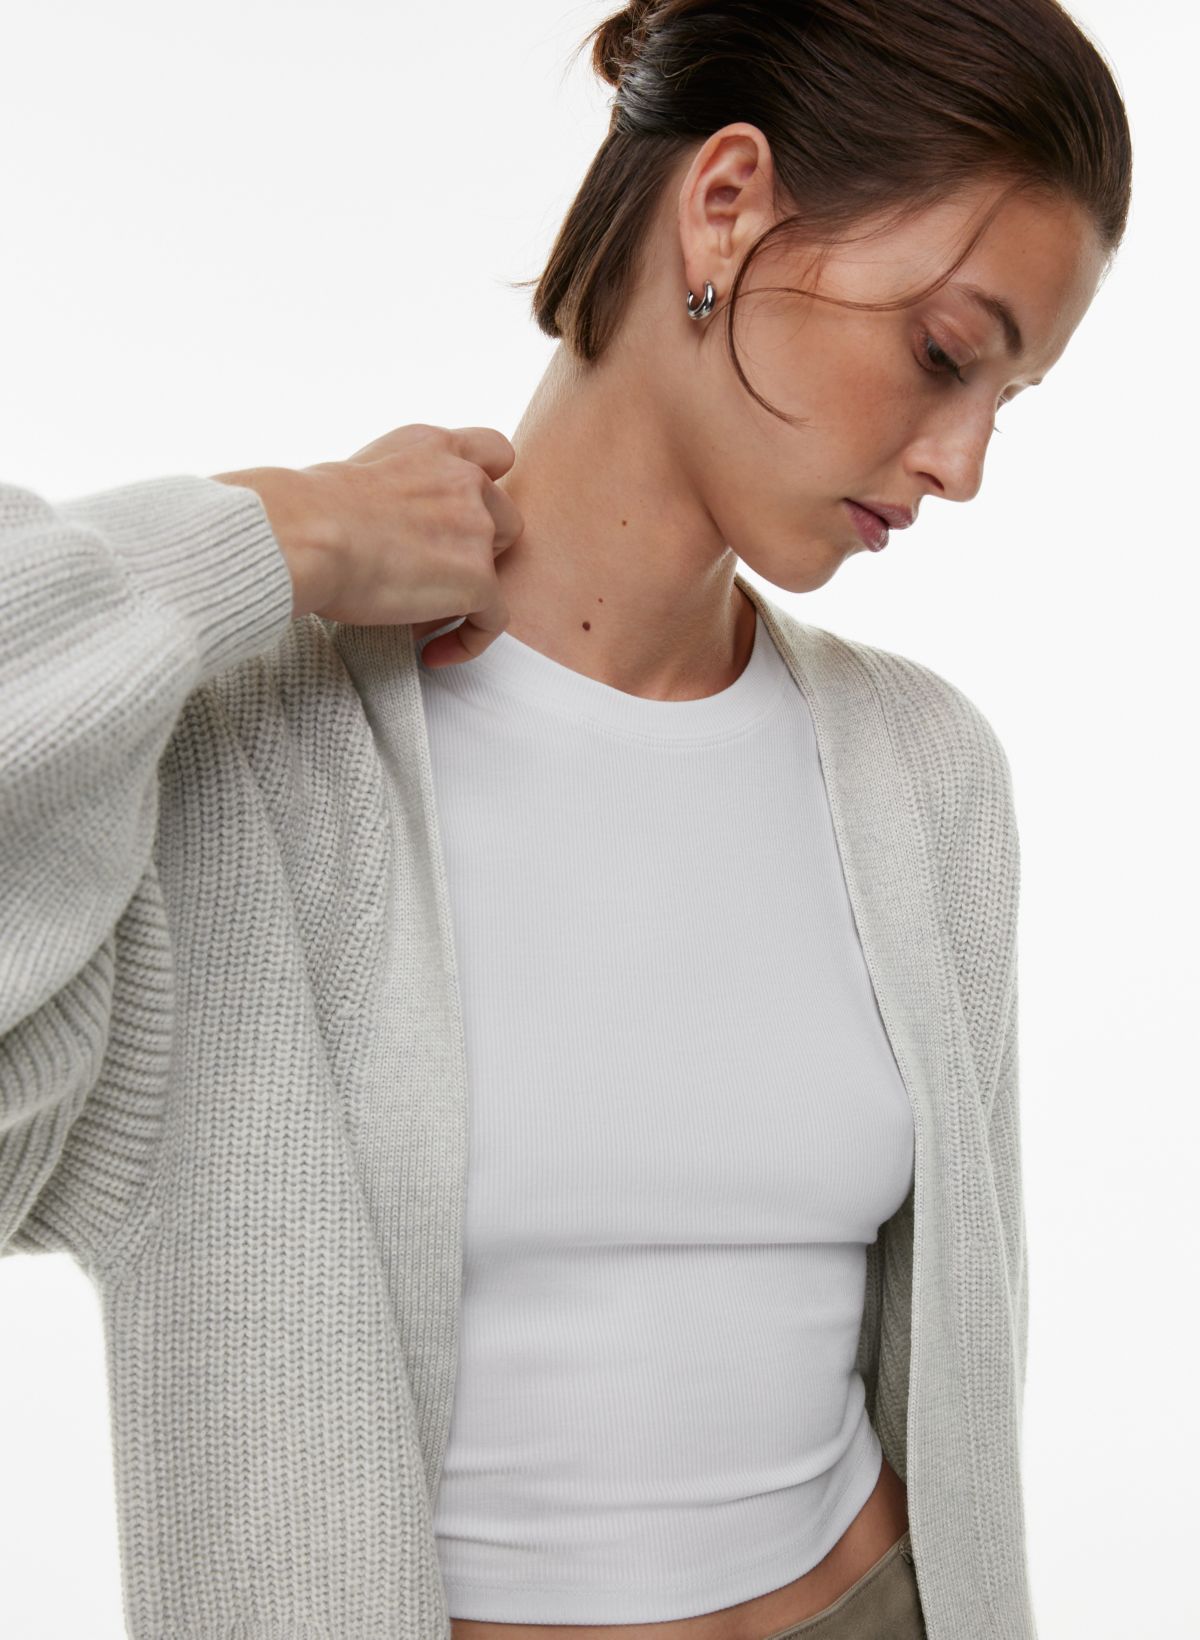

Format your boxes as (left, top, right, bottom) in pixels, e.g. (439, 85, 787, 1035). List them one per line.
(212, 423, 524, 666)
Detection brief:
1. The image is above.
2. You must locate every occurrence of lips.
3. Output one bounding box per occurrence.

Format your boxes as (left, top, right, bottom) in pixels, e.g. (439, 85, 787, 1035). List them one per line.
(850, 499, 915, 530)
(845, 500, 890, 551)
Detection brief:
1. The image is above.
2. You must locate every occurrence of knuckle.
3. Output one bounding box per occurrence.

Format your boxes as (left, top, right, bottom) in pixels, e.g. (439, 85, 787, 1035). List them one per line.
(443, 463, 481, 508)
(469, 565, 499, 606)
(456, 482, 493, 536)
(453, 490, 489, 539)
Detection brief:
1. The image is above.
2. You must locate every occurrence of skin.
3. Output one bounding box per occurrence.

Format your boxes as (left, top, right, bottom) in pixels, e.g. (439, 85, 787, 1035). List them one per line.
(481, 125, 1107, 706)
(449, 132, 1106, 1640)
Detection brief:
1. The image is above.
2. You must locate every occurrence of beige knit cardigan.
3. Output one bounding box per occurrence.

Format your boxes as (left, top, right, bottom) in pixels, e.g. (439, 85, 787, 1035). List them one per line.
(0, 473, 1032, 1639)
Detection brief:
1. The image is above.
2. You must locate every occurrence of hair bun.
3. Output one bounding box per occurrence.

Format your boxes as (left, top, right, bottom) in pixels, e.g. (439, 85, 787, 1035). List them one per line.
(590, 1, 660, 90)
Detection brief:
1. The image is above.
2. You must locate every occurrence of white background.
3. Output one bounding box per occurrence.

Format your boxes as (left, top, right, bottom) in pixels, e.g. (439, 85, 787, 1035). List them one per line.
(1, 2, 1194, 1636)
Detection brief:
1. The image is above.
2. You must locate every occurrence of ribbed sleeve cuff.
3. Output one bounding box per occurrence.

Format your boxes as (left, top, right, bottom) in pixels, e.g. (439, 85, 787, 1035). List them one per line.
(57, 473, 296, 683)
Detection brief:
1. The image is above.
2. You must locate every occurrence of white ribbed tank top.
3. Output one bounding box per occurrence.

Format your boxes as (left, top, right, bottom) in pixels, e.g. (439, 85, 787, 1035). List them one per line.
(417, 608, 915, 1625)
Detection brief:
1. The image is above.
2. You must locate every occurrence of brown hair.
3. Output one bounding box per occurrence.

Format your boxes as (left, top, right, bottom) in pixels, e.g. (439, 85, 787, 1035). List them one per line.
(510, 0, 1132, 423)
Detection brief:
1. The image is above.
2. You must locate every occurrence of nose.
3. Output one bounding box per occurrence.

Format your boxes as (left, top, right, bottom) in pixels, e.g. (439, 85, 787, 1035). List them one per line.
(906, 404, 995, 504)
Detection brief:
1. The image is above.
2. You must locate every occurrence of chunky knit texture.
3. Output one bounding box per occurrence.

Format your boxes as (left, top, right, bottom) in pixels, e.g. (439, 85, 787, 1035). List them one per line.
(0, 473, 1030, 1640)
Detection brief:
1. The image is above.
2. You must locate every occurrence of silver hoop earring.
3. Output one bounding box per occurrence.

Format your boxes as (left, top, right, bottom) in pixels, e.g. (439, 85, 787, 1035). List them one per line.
(685, 280, 716, 320)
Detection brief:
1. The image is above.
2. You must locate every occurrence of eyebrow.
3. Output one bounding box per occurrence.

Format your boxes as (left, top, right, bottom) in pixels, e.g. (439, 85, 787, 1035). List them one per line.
(950, 281, 1044, 384)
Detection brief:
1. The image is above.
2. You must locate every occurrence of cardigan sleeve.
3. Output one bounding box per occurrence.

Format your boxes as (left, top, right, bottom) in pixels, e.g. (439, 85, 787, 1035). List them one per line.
(935, 675, 1028, 1413)
(988, 973, 1028, 1406)
(0, 474, 295, 1270)
(866, 637, 1029, 1412)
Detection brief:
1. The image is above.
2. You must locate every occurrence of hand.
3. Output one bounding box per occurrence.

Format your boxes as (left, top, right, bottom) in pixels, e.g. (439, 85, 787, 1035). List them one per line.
(212, 423, 524, 665)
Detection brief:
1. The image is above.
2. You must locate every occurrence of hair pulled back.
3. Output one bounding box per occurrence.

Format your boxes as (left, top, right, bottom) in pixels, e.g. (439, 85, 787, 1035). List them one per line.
(512, 0, 1132, 423)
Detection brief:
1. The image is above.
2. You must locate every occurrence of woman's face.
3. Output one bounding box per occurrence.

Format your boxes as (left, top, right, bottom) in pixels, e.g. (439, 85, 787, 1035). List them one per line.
(661, 131, 1107, 591)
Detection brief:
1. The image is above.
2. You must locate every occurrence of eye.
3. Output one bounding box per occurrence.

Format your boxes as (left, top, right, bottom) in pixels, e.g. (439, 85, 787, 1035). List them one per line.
(918, 331, 967, 384)
(918, 331, 1007, 435)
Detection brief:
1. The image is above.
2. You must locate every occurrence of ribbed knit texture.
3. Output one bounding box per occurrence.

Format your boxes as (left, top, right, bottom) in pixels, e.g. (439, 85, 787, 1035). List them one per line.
(0, 474, 1030, 1640)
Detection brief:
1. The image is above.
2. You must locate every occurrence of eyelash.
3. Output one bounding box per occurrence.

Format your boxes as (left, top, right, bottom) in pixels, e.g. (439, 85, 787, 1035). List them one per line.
(919, 332, 1004, 434)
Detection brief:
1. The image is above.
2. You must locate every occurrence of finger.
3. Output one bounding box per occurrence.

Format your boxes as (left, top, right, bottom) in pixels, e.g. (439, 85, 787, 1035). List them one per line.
(445, 426, 517, 482)
(480, 477, 525, 555)
(341, 423, 441, 465)
(418, 594, 509, 667)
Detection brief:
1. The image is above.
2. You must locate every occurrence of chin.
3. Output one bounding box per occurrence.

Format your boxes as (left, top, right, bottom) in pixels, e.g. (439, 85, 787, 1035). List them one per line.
(746, 549, 845, 596)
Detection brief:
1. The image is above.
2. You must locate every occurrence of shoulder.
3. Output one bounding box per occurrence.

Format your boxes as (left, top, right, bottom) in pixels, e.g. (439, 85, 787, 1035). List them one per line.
(837, 629, 1013, 801)
(837, 632, 1021, 912)
(762, 596, 1018, 859)
(758, 589, 1011, 792)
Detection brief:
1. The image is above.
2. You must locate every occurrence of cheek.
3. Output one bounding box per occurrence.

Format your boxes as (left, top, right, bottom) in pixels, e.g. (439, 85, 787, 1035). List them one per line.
(705, 322, 906, 492)
(828, 354, 917, 462)
(764, 332, 892, 453)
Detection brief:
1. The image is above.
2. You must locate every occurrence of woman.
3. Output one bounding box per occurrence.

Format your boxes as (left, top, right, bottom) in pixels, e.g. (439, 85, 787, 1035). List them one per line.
(0, 3, 1129, 1639)
(418, 4, 1127, 1639)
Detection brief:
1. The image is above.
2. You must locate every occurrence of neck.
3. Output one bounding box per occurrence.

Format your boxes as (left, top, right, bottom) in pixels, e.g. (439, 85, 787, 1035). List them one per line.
(491, 343, 755, 701)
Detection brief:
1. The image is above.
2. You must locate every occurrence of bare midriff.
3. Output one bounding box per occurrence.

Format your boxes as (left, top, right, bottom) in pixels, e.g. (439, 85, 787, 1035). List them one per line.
(449, 1453, 910, 1640)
